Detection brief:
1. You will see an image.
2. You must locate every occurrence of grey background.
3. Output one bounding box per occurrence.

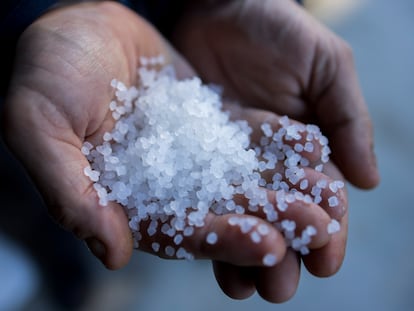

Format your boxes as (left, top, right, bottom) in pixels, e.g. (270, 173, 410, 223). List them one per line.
(1, 0, 413, 310)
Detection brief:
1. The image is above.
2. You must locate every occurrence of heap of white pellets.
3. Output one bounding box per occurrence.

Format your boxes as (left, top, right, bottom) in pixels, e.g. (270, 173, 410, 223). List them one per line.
(82, 57, 343, 262)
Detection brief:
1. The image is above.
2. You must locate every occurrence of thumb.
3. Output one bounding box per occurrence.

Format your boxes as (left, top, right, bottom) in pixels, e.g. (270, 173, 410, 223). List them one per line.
(34, 142, 133, 269)
(2, 107, 133, 269)
(34, 142, 134, 269)
(80, 200, 134, 270)
(36, 142, 133, 270)
(314, 43, 380, 189)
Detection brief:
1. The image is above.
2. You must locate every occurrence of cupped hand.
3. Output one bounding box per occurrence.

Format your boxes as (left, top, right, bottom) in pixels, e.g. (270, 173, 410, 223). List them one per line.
(1, 1, 193, 269)
(211, 104, 349, 302)
(1, 1, 347, 303)
(132, 101, 348, 303)
(172, 0, 380, 190)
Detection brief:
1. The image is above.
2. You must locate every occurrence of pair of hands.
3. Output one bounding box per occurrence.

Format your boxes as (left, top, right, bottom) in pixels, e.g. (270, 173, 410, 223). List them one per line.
(1, 1, 379, 303)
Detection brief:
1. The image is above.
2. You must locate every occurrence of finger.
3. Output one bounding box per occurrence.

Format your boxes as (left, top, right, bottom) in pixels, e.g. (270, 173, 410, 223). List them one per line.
(81, 200, 133, 270)
(212, 261, 256, 300)
(314, 42, 380, 189)
(290, 167, 347, 220)
(222, 103, 347, 220)
(267, 192, 332, 250)
(215, 105, 341, 249)
(43, 144, 134, 270)
(224, 104, 324, 164)
(137, 213, 287, 267)
(2, 101, 133, 270)
(255, 249, 301, 303)
(302, 211, 348, 277)
(256, 165, 347, 221)
(234, 190, 332, 250)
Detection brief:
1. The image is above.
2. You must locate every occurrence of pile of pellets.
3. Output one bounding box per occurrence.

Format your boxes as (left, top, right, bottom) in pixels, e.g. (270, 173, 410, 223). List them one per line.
(82, 57, 343, 263)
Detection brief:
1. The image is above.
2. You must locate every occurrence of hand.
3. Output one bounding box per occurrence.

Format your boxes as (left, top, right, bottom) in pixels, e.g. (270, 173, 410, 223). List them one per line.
(172, 0, 380, 190)
(170, 0, 359, 301)
(1, 1, 195, 269)
(208, 103, 348, 302)
(132, 101, 348, 303)
(0, 1, 346, 303)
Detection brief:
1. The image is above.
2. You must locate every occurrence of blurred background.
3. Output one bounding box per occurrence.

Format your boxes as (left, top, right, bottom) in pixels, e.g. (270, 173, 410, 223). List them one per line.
(1, 0, 413, 310)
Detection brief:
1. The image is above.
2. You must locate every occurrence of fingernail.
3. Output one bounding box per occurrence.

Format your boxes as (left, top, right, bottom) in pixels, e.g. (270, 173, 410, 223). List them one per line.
(370, 144, 381, 182)
(85, 237, 106, 261)
(370, 141, 379, 168)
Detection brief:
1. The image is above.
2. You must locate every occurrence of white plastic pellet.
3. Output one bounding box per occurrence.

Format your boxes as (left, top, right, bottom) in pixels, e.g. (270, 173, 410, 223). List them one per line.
(327, 219, 341, 234)
(83, 60, 340, 261)
(206, 232, 218, 245)
(262, 253, 277, 267)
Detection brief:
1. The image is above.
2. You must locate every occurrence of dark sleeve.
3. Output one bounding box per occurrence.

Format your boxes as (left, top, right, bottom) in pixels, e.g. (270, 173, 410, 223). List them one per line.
(0, 0, 60, 96)
(0, 0, 186, 97)
(119, 0, 188, 38)
(0, 0, 60, 40)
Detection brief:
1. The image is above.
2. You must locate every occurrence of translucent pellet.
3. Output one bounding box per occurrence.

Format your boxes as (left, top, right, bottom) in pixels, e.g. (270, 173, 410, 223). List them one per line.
(174, 234, 183, 245)
(262, 253, 277, 266)
(250, 231, 261, 243)
(147, 226, 157, 237)
(206, 232, 218, 245)
(183, 227, 194, 236)
(257, 224, 270, 236)
(330, 180, 345, 192)
(314, 195, 322, 204)
(261, 123, 273, 137)
(304, 142, 314, 152)
(300, 179, 309, 190)
(165, 246, 176, 257)
(300, 246, 310, 255)
(151, 242, 160, 252)
(228, 216, 240, 226)
(327, 219, 341, 234)
(305, 225, 317, 236)
(291, 237, 302, 250)
(315, 164, 324, 172)
(281, 220, 296, 232)
(328, 196, 339, 207)
(311, 186, 322, 197)
(84, 60, 342, 263)
(81, 142, 93, 155)
(294, 143, 304, 152)
(335, 180, 345, 189)
(316, 179, 327, 189)
(176, 247, 193, 260)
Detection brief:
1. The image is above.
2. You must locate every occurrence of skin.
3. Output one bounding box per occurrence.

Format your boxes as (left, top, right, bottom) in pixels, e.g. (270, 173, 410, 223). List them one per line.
(171, 0, 379, 301)
(2, 1, 182, 269)
(0, 0, 371, 304)
(172, 0, 380, 189)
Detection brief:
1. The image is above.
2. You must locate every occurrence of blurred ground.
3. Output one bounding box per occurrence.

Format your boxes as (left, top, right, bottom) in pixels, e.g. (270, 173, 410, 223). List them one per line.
(1, 0, 413, 310)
